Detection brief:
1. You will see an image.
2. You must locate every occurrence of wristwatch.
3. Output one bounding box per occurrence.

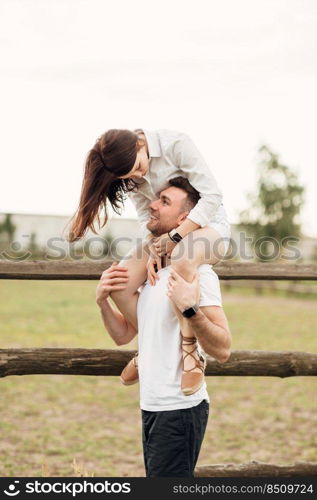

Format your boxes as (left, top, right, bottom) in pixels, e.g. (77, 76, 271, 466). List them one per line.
(181, 303, 199, 318)
(168, 228, 183, 243)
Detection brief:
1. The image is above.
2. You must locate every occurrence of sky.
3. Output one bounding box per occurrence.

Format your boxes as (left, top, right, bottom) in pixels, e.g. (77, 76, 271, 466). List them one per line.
(1, 0, 317, 236)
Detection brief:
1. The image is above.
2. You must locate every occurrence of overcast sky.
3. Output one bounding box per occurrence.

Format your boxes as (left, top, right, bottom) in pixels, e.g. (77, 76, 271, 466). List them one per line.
(1, 0, 317, 236)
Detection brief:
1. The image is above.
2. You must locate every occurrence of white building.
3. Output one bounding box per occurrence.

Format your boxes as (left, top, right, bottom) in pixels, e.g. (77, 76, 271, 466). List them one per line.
(0, 212, 315, 262)
(0, 212, 142, 260)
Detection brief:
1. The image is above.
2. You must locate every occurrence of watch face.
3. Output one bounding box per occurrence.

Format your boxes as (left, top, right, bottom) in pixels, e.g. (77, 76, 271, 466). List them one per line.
(171, 231, 182, 243)
(182, 305, 198, 318)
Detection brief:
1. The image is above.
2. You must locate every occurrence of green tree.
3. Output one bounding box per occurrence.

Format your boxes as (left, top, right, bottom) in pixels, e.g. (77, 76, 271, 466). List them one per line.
(239, 145, 305, 261)
(0, 213, 16, 244)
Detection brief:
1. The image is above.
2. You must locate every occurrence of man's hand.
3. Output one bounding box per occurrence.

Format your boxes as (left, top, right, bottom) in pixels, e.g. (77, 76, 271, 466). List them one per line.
(167, 268, 200, 312)
(96, 262, 129, 306)
(153, 232, 177, 257)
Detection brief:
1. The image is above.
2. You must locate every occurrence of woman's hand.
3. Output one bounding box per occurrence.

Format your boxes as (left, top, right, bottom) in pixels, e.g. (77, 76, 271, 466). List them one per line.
(96, 262, 129, 306)
(146, 239, 162, 286)
(153, 232, 177, 257)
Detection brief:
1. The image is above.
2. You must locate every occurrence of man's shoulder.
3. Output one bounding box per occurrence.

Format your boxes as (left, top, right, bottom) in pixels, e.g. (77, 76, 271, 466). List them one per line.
(197, 265, 222, 307)
(197, 264, 219, 280)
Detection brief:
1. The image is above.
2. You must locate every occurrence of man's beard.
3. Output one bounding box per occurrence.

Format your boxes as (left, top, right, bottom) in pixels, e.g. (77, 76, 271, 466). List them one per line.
(147, 220, 174, 237)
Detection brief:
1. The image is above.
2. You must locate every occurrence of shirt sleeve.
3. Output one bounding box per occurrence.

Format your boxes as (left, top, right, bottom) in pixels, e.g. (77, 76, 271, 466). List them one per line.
(169, 133, 223, 227)
(198, 266, 222, 307)
(128, 189, 152, 239)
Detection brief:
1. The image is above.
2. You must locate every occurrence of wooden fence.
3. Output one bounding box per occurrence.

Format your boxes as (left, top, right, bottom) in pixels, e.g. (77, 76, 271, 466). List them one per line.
(1, 259, 317, 477)
(223, 279, 317, 296)
(0, 260, 317, 280)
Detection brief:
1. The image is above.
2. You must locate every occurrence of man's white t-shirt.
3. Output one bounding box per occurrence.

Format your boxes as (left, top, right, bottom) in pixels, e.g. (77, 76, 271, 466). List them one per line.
(137, 264, 222, 412)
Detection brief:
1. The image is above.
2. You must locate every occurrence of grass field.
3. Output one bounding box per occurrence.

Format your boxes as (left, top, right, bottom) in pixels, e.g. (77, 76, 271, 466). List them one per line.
(0, 279, 316, 477)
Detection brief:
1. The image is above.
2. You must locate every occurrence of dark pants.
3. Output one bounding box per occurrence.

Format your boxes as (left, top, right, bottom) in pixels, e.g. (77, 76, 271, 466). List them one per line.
(141, 400, 209, 477)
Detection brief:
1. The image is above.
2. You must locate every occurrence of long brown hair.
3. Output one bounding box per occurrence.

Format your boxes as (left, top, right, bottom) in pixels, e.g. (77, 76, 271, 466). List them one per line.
(66, 129, 145, 242)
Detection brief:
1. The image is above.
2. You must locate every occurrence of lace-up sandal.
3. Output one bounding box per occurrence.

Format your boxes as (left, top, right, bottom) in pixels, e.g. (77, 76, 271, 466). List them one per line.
(120, 353, 139, 385)
(181, 334, 206, 396)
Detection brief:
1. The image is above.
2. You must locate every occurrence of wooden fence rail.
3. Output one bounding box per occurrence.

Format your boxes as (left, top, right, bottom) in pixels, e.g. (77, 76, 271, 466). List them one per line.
(1, 349, 317, 378)
(1, 260, 317, 280)
(195, 461, 317, 477)
(223, 279, 317, 295)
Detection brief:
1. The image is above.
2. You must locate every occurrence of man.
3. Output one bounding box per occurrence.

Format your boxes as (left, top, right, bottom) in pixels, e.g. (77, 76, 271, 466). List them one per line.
(96, 176, 231, 477)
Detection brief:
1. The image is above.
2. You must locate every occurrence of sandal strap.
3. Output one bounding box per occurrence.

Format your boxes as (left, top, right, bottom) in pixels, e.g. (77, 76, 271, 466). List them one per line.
(180, 333, 197, 345)
(181, 334, 205, 373)
(133, 352, 138, 368)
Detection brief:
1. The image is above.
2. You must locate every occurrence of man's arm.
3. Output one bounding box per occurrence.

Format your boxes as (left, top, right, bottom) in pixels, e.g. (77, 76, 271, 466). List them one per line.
(167, 269, 231, 363)
(96, 262, 138, 346)
(185, 305, 231, 363)
(97, 298, 138, 346)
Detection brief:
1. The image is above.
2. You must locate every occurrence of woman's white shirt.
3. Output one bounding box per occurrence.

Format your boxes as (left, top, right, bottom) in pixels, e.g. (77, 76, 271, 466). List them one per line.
(128, 129, 228, 239)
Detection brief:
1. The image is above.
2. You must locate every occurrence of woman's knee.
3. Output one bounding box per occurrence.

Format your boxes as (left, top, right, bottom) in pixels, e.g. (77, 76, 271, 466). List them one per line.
(170, 253, 196, 281)
(172, 227, 227, 266)
(111, 241, 148, 297)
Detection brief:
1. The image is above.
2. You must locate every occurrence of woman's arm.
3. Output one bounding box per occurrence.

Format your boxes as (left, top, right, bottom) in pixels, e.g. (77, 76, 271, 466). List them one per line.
(173, 217, 200, 239)
(152, 218, 201, 258)
(170, 133, 223, 234)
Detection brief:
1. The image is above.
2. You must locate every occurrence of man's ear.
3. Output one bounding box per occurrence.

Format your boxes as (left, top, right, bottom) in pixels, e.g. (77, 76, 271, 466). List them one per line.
(177, 211, 189, 225)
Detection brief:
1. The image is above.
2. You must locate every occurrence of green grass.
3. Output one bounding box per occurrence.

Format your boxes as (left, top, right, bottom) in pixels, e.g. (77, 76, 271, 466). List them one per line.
(0, 280, 316, 476)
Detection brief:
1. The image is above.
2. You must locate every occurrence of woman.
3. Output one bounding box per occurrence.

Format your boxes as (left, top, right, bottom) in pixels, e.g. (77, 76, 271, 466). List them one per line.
(68, 128, 231, 395)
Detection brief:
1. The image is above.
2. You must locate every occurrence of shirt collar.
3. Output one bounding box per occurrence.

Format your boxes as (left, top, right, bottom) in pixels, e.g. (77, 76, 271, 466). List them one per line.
(142, 129, 161, 158)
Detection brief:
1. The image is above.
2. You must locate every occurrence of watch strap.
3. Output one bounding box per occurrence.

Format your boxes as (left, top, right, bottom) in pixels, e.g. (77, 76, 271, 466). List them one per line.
(181, 303, 199, 318)
(168, 229, 183, 243)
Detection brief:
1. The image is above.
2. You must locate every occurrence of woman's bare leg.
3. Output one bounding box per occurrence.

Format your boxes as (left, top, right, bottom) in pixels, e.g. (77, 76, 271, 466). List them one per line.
(169, 226, 227, 372)
(170, 225, 226, 282)
(110, 239, 150, 330)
